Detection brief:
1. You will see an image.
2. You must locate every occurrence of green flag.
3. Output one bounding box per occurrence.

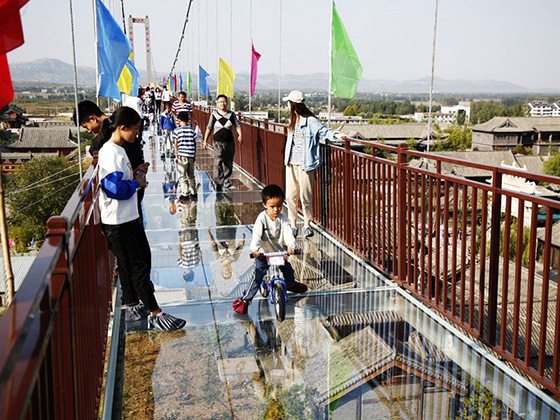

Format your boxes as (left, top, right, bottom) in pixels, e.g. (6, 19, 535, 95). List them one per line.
(187, 70, 192, 96)
(331, 1, 362, 99)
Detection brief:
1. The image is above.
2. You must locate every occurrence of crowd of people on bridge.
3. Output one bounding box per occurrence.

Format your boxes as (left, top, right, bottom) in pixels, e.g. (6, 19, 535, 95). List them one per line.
(74, 88, 344, 326)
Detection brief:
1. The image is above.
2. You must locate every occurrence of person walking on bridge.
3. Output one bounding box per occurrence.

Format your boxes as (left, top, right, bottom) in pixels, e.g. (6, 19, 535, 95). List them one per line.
(282, 90, 344, 238)
(203, 95, 242, 191)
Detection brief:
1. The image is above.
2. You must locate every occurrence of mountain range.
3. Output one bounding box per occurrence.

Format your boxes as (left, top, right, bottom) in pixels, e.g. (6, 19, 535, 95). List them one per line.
(9, 58, 558, 95)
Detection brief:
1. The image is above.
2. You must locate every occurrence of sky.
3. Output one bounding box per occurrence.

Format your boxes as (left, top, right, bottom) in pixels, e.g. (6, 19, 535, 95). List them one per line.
(8, 0, 560, 90)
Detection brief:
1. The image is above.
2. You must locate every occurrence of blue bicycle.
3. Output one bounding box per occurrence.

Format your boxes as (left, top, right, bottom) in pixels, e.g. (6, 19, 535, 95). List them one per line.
(253, 250, 300, 322)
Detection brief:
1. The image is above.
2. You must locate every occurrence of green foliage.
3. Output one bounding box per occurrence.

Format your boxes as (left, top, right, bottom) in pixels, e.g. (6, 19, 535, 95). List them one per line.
(499, 218, 532, 267)
(8, 225, 33, 253)
(406, 137, 419, 151)
(6, 156, 80, 240)
(512, 144, 533, 155)
(470, 100, 527, 124)
(544, 154, 560, 177)
(453, 375, 501, 420)
(343, 104, 360, 116)
(431, 125, 472, 151)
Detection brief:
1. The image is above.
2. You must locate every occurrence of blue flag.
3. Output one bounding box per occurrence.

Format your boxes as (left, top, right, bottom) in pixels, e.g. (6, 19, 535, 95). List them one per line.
(199, 65, 210, 96)
(96, 0, 131, 100)
(179, 72, 183, 92)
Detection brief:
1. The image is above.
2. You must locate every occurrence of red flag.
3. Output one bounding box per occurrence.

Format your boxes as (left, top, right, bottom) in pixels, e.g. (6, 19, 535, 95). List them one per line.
(173, 73, 177, 92)
(0, 0, 28, 55)
(250, 41, 261, 97)
(0, 0, 29, 109)
(0, 54, 14, 107)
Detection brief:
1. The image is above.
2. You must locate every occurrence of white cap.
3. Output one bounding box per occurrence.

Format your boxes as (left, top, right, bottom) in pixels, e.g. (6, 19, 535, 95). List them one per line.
(282, 90, 305, 103)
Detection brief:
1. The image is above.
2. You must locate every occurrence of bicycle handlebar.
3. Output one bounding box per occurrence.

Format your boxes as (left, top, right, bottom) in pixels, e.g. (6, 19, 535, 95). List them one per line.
(250, 249, 302, 259)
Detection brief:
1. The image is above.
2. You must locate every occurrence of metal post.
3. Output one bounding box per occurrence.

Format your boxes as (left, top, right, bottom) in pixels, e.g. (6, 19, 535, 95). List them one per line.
(397, 143, 408, 285)
(487, 169, 502, 344)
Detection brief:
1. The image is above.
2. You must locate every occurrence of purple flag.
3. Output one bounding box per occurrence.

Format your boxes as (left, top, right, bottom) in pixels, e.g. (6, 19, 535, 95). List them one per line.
(250, 41, 261, 97)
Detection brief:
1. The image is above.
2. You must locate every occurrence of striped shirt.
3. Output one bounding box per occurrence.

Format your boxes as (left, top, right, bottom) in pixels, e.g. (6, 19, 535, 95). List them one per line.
(288, 125, 304, 165)
(172, 100, 192, 114)
(174, 125, 196, 158)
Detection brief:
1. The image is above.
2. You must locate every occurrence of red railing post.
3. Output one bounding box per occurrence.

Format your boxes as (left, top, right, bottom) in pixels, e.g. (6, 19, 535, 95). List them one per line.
(487, 169, 502, 344)
(397, 143, 408, 285)
(343, 138, 353, 246)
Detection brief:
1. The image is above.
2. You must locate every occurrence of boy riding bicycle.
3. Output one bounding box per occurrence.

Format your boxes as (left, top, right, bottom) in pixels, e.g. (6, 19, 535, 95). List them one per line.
(232, 184, 308, 314)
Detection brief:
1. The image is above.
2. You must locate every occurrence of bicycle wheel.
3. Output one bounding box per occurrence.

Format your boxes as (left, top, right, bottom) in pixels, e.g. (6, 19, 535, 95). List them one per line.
(260, 277, 269, 298)
(273, 281, 286, 322)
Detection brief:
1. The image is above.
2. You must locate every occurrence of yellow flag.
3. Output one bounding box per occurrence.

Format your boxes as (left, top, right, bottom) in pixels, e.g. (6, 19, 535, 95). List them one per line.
(218, 58, 235, 98)
(116, 53, 139, 96)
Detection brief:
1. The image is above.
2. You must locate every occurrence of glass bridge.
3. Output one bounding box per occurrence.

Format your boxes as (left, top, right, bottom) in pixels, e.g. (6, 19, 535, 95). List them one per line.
(114, 133, 560, 420)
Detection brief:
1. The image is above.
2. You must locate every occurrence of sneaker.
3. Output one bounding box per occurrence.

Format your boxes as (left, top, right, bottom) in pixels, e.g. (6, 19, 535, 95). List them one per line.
(147, 312, 186, 331)
(288, 282, 308, 294)
(291, 226, 298, 238)
(303, 226, 314, 238)
(232, 298, 249, 314)
(125, 303, 149, 321)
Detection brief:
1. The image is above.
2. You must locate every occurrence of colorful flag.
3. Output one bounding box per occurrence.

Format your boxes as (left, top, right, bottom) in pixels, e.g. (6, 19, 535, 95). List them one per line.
(187, 71, 192, 97)
(0, 0, 29, 109)
(117, 53, 139, 96)
(331, 1, 362, 99)
(218, 58, 235, 98)
(96, 0, 131, 100)
(173, 73, 177, 92)
(250, 41, 261, 97)
(166, 76, 171, 91)
(199, 65, 210, 96)
(179, 72, 183, 92)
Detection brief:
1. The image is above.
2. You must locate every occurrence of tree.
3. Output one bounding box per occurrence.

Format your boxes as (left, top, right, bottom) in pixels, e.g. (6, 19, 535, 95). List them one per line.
(6, 156, 81, 241)
(544, 154, 560, 177)
(343, 104, 360, 116)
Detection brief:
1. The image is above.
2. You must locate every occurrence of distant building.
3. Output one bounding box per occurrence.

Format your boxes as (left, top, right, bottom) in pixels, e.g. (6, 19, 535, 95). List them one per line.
(0, 104, 28, 129)
(339, 123, 430, 145)
(528, 100, 560, 117)
(471, 116, 560, 155)
(318, 112, 365, 125)
(239, 111, 269, 121)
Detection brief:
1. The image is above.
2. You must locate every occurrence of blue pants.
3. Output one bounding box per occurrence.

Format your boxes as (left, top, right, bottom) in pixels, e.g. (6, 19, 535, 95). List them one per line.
(241, 257, 297, 302)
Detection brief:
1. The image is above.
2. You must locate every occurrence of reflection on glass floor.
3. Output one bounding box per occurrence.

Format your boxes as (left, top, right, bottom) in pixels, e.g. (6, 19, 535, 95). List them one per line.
(121, 135, 560, 420)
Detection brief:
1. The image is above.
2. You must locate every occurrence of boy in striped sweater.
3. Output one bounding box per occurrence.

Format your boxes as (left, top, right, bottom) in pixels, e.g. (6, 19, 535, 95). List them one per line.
(174, 111, 197, 200)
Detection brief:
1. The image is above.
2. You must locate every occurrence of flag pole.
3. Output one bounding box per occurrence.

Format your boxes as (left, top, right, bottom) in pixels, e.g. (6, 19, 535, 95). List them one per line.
(277, 0, 282, 124)
(93, 0, 99, 106)
(327, 1, 333, 128)
(249, 0, 253, 117)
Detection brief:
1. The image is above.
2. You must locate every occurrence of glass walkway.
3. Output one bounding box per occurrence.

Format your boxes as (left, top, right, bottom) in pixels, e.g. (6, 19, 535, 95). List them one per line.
(116, 131, 560, 420)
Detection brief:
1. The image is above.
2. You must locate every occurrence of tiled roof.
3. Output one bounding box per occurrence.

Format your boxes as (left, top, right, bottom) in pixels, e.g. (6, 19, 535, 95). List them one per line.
(471, 117, 560, 133)
(9, 127, 78, 150)
(339, 123, 429, 142)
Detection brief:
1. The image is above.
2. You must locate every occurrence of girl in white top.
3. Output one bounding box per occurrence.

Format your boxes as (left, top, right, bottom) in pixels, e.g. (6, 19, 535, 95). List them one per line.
(97, 106, 185, 331)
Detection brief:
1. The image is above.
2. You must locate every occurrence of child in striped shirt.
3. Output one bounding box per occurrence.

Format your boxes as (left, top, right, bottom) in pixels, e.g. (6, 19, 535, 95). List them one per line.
(174, 111, 197, 200)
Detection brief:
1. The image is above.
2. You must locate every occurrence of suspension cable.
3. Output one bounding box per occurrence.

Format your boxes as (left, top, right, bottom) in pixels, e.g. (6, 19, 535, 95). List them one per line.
(7, 162, 80, 196)
(426, 0, 439, 153)
(8, 172, 81, 197)
(167, 0, 194, 83)
(69, 0, 83, 180)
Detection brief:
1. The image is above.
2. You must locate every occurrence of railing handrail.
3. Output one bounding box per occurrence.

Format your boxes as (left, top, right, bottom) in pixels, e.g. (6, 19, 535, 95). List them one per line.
(194, 105, 560, 397)
(0, 163, 111, 419)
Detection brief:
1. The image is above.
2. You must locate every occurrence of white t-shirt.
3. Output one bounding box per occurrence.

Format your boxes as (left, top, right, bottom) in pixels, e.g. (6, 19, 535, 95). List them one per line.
(162, 90, 172, 102)
(250, 211, 296, 254)
(122, 95, 144, 118)
(98, 142, 140, 225)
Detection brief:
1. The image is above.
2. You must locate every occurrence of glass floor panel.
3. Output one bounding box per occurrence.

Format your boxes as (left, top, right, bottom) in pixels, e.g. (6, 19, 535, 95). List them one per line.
(120, 130, 560, 420)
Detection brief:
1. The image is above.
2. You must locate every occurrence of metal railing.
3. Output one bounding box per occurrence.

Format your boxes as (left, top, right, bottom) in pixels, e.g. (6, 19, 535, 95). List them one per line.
(0, 164, 112, 419)
(195, 106, 560, 397)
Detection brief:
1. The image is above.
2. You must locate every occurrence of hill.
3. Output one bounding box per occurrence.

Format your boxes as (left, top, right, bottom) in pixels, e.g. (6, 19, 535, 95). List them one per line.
(9, 58, 557, 95)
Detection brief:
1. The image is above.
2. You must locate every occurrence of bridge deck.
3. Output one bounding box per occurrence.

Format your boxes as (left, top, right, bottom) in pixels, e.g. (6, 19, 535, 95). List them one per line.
(117, 131, 560, 419)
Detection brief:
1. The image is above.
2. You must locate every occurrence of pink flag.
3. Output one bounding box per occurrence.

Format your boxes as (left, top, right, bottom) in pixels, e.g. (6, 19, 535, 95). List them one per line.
(250, 41, 261, 97)
(173, 73, 177, 92)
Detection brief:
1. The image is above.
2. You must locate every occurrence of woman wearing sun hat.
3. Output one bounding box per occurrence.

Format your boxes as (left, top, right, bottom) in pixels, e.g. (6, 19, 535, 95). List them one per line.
(282, 90, 344, 238)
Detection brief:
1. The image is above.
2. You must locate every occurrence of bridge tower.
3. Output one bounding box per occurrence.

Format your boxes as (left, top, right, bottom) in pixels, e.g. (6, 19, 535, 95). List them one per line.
(127, 15, 153, 86)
